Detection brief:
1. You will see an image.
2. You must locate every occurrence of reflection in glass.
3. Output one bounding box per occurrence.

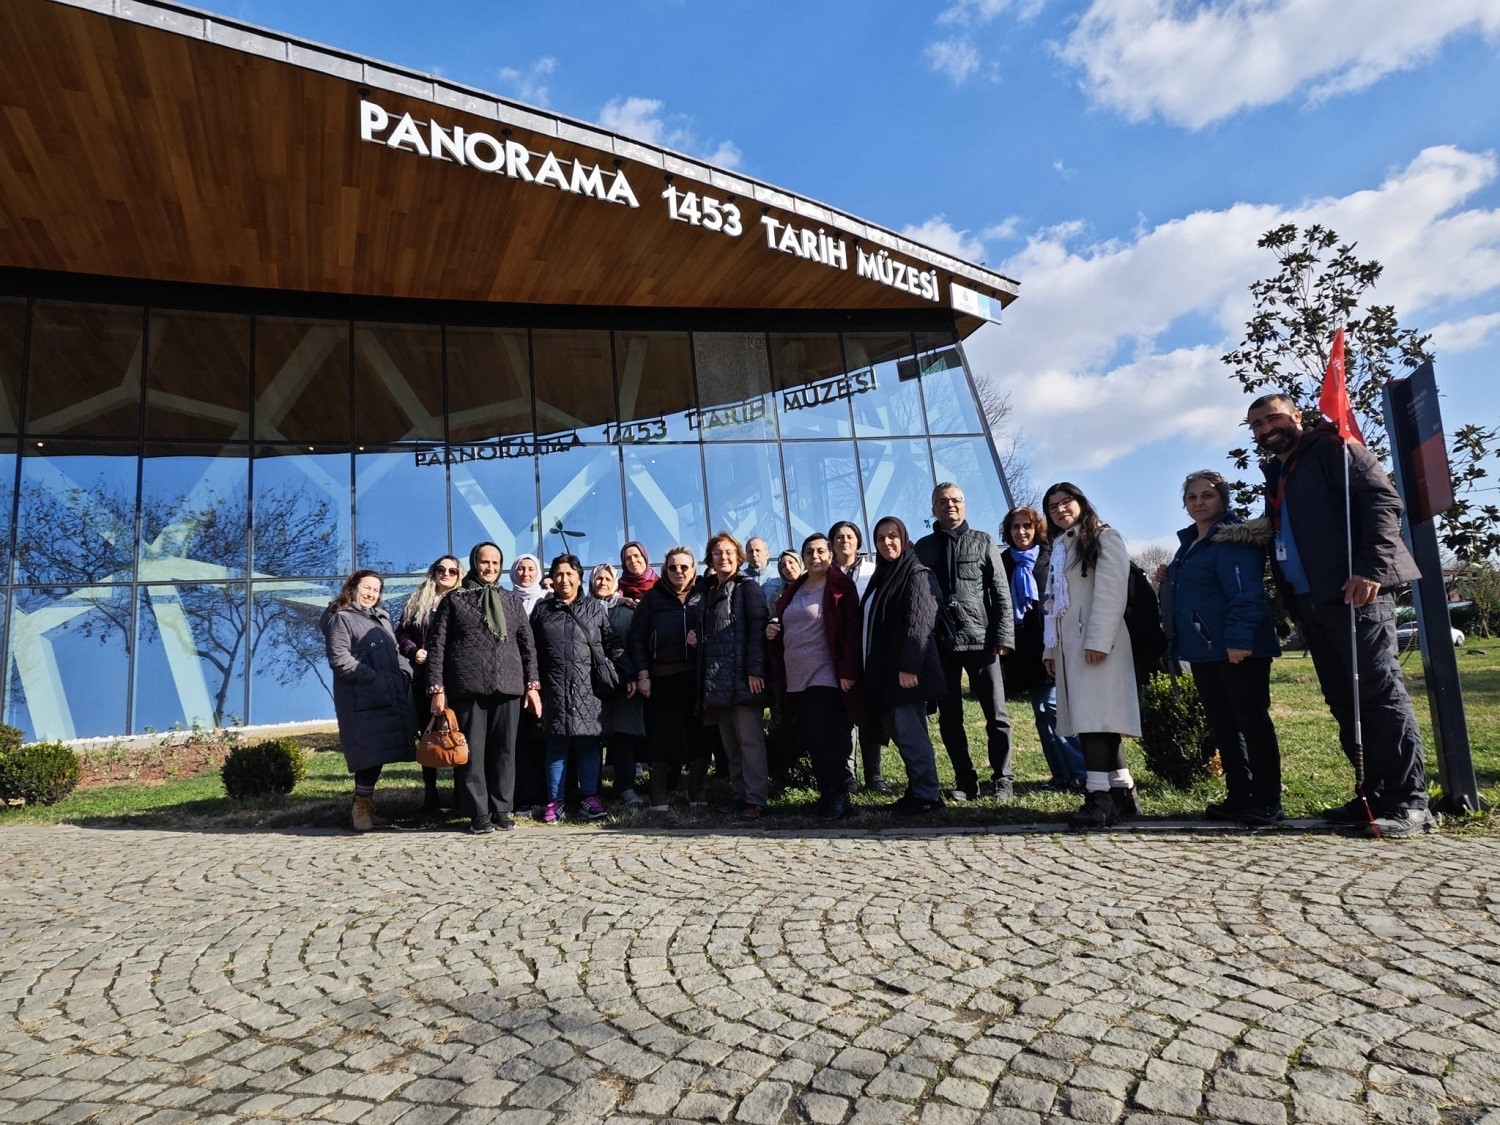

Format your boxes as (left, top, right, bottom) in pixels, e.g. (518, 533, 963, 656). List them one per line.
(534, 329, 614, 442)
(917, 333, 984, 434)
(254, 316, 350, 443)
(932, 437, 1009, 538)
(13, 441, 138, 585)
(26, 302, 144, 438)
(133, 583, 249, 731)
(847, 332, 926, 438)
(782, 441, 864, 545)
(6, 585, 132, 740)
(860, 439, 936, 539)
(140, 445, 250, 580)
(623, 445, 708, 563)
(0, 440, 14, 581)
(693, 332, 777, 440)
(705, 443, 788, 550)
(146, 310, 251, 440)
(354, 322, 443, 443)
(539, 445, 624, 566)
(0, 298, 25, 434)
(613, 331, 697, 441)
(252, 447, 351, 580)
(356, 446, 449, 573)
(248, 579, 337, 726)
(450, 453, 539, 567)
(447, 326, 532, 443)
(770, 333, 851, 439)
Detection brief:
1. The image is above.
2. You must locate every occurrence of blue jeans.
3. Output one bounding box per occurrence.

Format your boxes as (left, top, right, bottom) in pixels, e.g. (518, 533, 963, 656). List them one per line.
(886, 704, 941, 802)
(1029, 685, 1085, 785)
(545, 735, 602, 801)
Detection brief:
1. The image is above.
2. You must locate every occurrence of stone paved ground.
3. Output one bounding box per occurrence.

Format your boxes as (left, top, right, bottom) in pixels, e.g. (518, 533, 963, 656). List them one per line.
(2, 825, 1499, 1124)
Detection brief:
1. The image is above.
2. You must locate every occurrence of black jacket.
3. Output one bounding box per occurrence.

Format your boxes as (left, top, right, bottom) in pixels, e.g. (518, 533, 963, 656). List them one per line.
(1000, 543, 1053, 697)
(1262, 425, 1422, 604)
(700, 574, 769, 710)
(427, 586, 538, 699)
(530, 596, 624, 738)
(914, 525, 1016, 653)
(860, 557, 946, 709)
(627, 581, 705, 674)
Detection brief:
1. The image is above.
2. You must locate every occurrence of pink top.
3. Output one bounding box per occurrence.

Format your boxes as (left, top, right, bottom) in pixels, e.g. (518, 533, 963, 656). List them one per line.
(782, 581, 837, 693)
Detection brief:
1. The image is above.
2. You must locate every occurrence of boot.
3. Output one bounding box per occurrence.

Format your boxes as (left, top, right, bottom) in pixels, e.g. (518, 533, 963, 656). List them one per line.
(351, 794, 390, 832)
(1069, 789, 1117, 831)
(648, 762, 671, 811)
(688, 759, 709, 807)
(1110, 785, 1143, 821)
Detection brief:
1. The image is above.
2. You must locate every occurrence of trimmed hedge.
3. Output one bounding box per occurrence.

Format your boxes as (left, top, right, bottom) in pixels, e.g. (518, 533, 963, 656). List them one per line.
(1138, 672, 1217, 789)
(221, 738, 307, 800)
(0, 737, 82, 806)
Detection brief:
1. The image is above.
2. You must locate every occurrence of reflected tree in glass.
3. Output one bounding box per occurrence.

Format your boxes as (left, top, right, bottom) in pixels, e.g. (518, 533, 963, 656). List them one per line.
(932, 436, 1010, 538)
(248, 579, 339, 725)
(133, 583, 249, 731)
(917, 334, 984, 434)
(13, 444, 138, 587)
(6, 585, 132, 740)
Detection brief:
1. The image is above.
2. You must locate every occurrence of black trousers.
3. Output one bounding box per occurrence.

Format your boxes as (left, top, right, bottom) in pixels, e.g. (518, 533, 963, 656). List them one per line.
(644, 670, 710, 766)
(1295, 594, 1427, 811)
(787, 686, 852, 801)
(452, 692, 521, 826)
(936, 649, 1013, 792)
(1191, 657, 1281, 809)
(607, 732, 644, 793)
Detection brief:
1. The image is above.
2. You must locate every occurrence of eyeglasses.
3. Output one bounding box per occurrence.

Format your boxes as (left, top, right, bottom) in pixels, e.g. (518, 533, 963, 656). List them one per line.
(1046, 497, 1078, 512)
(666, 563, 694, 572)
(436, 566, 460, 576)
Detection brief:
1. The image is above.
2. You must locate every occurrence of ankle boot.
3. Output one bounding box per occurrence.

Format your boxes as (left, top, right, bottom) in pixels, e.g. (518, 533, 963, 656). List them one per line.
(1110, 785, 1143, 821)
(351, 794, 390, 832)
(648, 762, 671, 810)
(1069, 789, 1117, 831)
(688, 759, 709, 806)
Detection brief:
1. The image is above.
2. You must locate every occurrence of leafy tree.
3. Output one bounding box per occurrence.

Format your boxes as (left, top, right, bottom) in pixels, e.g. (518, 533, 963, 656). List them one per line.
(1222, 223, 1499, 563)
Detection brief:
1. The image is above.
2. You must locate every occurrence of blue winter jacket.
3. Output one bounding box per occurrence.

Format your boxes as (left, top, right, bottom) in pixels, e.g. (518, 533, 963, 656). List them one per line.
(1164, 516, 1280, 664)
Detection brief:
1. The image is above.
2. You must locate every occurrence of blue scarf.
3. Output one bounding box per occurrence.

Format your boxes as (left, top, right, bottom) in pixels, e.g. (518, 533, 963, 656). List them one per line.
(1008, 545, 1040, 622)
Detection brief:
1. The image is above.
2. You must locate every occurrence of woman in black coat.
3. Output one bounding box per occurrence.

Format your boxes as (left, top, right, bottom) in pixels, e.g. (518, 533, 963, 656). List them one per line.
(427, 542, 540, 835)
(860, 517, 945, 813)
(397, 554, 462, 813)
(700, 532, 770, 820)
(1001, 505, 1085, 791)
(531, 554, 625, 823)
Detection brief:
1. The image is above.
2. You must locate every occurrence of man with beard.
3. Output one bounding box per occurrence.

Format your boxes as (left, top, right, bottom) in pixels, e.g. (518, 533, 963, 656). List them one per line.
(1246, 393, 1432, 837)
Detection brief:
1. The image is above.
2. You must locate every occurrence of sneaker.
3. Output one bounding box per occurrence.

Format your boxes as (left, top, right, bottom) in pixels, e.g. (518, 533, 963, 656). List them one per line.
(467, 820, 495, 836)
(1320, 797, 1372, 825)
(493, 813, 515, 831)
(1241, 806, 1285, 827)
(1204, 798, 1249, 821)
(541, 800, 563, 824)
(947, 788, 976, 803)
(989, 779, 1015, 802)
(1069, 790, 1117, 831)
(1110, 786, 1143, 821)
(580, 796, 606, 820)
(620, 788, 644, 809)
(1369, 806, 1437, 838)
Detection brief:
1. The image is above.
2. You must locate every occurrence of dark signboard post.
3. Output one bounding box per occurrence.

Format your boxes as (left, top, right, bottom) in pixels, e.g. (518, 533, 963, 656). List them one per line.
(1382, 361, 1482, 813)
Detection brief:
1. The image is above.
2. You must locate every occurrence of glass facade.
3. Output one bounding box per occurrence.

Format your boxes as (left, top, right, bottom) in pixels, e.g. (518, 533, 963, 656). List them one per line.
(0, 289, 1007, 740)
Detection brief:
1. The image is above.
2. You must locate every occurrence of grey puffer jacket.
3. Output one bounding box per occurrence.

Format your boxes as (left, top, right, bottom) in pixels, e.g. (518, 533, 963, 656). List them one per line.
(914, 525, 1016, 653)
(700, 574, 768, 711)
(531, 596, 625, 738)
(321, 604, 415, 771)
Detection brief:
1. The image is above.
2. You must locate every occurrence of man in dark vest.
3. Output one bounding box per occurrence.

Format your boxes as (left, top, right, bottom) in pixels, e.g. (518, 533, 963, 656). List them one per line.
(915, 482, 1015, 801)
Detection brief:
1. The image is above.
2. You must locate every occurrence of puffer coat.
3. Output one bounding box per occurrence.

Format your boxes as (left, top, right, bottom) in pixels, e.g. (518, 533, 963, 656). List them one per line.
(427, 586, 537, 699)
(531, 596, 625, 738)
(321, 604, 415, 771)
(1163, 516, 1280, 665)
(627, 581, 705, 674)
(700, 574, 769, 711)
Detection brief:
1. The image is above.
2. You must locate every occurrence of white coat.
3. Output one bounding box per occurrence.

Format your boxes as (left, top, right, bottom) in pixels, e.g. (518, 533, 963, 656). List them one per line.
(1043, 525, 1141, 738)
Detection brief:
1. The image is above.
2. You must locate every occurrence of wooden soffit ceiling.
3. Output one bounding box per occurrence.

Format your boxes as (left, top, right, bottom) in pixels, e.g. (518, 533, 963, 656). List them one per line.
(0, 0, 1019, 331)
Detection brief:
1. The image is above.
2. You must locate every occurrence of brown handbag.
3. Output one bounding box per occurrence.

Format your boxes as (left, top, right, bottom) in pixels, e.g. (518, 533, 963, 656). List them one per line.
(417, 707, 469, 768)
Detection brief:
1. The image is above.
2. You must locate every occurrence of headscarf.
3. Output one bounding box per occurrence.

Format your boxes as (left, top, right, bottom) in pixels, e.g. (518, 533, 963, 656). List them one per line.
(591, 563, 621, 609)
(862, 516, 919, 655)
(463, 542, 508, 641)
(1007, 545, 1040, 623)
(510, 554, 545, 613)
(617, 540, 659, 599)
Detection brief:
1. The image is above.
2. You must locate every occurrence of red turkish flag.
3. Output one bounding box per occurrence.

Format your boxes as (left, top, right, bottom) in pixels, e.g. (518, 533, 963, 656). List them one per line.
(1317, 326, 1365, 444)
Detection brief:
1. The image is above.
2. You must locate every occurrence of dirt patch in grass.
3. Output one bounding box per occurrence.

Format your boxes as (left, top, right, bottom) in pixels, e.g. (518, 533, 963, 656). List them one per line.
(76, 731, 342, 789)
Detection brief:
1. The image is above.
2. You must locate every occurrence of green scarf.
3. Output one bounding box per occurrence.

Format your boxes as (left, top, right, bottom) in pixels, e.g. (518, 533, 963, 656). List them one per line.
(463, 544, 509, 641)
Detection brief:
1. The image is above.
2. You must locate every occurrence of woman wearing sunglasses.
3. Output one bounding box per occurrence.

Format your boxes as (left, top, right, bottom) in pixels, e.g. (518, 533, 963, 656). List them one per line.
(398, 554, 463, 815)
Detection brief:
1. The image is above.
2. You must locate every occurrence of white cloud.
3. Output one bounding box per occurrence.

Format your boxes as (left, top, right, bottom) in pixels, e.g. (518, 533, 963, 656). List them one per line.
(1059, 0, 1500, 129)
(598, 96, 743, 170)
(964, 146, 1500, 471)
(498, 56, 557, 107)
(925, 38, 983, 83)
(903, 215, 1025, 264)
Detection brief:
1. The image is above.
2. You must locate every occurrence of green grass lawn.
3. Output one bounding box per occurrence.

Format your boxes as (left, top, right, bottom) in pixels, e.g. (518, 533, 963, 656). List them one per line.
(6, 642, 1497, 834)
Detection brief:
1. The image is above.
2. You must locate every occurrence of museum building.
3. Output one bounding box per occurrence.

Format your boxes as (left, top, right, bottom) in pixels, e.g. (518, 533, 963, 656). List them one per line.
(0, 0, 1020, 741)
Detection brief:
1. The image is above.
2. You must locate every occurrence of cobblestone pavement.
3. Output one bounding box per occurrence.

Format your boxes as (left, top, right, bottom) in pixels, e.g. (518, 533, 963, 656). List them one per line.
(2, 825, 1499, 1124)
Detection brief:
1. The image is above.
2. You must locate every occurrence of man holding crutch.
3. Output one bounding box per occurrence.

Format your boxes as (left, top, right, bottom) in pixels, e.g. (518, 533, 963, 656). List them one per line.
(1246, 388, 1433, 838)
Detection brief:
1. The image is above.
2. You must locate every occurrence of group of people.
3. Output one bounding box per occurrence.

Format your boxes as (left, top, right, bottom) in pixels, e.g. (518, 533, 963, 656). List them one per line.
(320, 392, 1435, 839)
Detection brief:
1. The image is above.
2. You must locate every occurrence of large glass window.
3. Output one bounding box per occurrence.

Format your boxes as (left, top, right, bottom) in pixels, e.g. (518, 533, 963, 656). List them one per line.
(26, 302, 143, 439)
(917, 332, 984, 434)
(538, 444, 624, 566)
(534, 329, 614, 444)
(145, 310, 251, 440)
(859, 439, 935, 538)
(780, 441, 862, 545)
(623, 445, 708, 562)
(770, 332, 852, 439)
(613, 331, 697, 442)
(140, 444, 250, 581)
(693, 332, 777, 440)
(355, 446, 449, 573)
(705, 443, 788, 551)
(932, 437, 1008, 537)
(248, 579, 337, 726)
(353, 322, 443, 443)
(252, 446, 351, 580)
(254, 316, 350, 443)
(447, 326, 532, 443)
(450, 452, 539, 567)
(133, 582, 249, 732)
(846, 332, 926, 438)
(0, 440, 14, 582)
(6, 585, 132, 740)
(0, 298, 25, 434)
(13, 441, 138, 585)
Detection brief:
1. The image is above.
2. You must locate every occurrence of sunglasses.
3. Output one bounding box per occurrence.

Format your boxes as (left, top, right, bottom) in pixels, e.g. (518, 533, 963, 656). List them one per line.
(666, 563, 694, 572)
(436, 566, 460, 576)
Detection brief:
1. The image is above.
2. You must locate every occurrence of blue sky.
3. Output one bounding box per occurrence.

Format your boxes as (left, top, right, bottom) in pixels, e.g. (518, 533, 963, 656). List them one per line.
(205, 0, 1500, 549)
